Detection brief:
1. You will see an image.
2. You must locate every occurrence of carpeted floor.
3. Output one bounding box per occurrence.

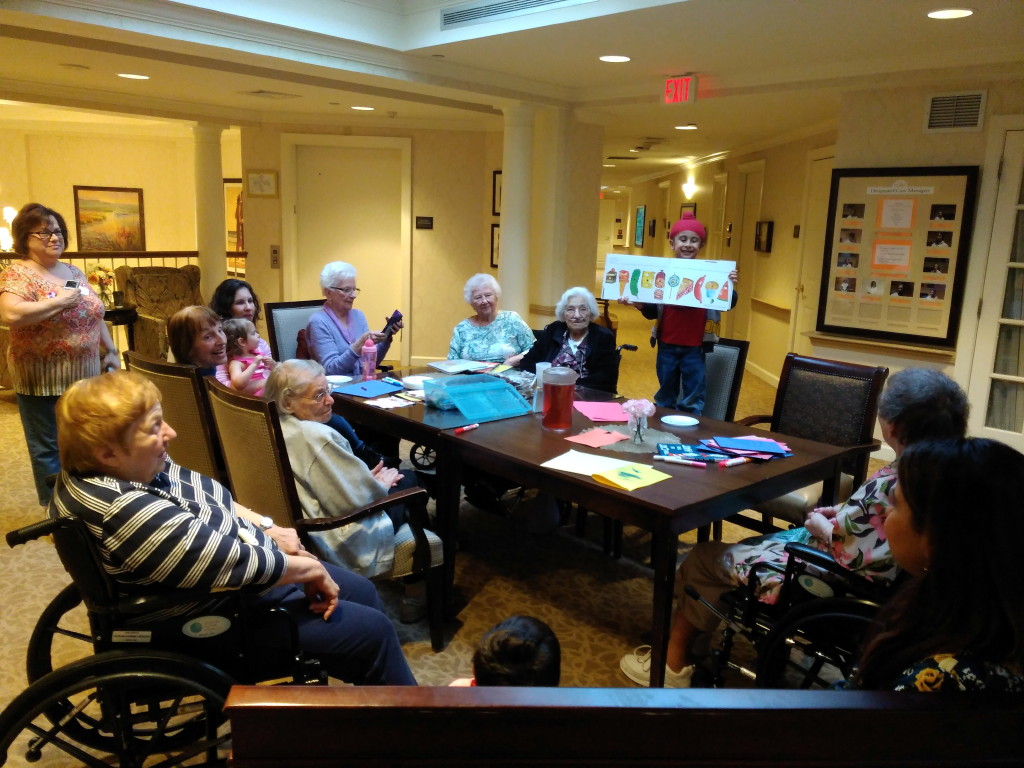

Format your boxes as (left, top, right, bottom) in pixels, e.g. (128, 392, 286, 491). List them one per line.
(0, 309, 789, 765)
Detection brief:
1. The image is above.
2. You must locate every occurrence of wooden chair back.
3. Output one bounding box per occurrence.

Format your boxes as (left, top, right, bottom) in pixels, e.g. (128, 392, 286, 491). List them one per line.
(265, 300, 324, 361)
(703, 337, 749, 422)
(123, 351, 223, 482)
(203, 378, 301, 527)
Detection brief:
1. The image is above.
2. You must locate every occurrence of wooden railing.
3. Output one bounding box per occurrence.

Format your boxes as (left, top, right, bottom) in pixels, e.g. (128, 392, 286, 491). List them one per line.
(53, 250, 246, 277)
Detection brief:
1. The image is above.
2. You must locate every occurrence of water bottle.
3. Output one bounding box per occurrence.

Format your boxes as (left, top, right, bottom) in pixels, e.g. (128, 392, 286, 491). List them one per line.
(360, 337, 377, 380)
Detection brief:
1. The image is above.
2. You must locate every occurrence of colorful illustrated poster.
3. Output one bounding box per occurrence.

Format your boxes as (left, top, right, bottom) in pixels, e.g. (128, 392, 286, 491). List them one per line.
(601, 254, 736, 310)
(817, 167, 978, 348)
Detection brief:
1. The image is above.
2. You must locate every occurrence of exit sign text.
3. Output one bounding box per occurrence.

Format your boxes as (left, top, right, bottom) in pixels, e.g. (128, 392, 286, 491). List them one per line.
(664, 76, 697, 104)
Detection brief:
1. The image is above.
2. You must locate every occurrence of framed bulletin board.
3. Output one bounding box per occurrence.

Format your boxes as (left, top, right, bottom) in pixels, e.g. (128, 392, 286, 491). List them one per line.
(816, 166, 978, 348)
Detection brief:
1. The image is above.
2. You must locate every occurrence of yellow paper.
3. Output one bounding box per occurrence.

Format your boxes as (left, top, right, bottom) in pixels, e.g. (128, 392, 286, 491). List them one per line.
(592, 463, 671, 491)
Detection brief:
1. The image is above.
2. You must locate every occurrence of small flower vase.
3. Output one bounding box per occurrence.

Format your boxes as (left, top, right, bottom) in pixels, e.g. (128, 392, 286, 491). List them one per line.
(628, 414, 647, 444)
(101, 287, 115, 309)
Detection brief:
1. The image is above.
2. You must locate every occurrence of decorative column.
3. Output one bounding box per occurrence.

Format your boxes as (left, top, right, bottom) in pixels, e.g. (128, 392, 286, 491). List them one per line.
(498, 102, 536, 318)
(193, 123, 226, 301)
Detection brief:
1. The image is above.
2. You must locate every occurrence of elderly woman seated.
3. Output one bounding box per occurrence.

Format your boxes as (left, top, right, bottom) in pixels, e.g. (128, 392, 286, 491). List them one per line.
(49, 370, 416, 685)
(449, 273, 534, 365)
(519, 286, 618, 393)
(619, 368, 970, 688)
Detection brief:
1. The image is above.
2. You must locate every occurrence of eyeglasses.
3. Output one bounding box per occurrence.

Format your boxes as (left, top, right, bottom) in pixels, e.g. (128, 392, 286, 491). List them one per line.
(302, 388, 332, 403)
(328, 286, 360, 296)
(564, 306, 591, 317)
(31, 230, 64, 241)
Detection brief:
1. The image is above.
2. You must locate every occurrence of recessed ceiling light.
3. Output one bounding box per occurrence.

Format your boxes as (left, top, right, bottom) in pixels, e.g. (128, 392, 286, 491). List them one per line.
(603, 164, 616, 168)
(628, 148, 639, 153)
(117, 73, 149, 80)
(599, 55, 630, 63)
(675, 124, 698, 130)
(927, 8, 973, 19)
(351, 106, 374, 111)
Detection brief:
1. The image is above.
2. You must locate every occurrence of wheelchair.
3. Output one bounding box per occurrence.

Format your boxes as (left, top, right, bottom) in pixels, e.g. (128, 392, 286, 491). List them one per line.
(688, 541, 896, 690)
(0, 516, 325, 767)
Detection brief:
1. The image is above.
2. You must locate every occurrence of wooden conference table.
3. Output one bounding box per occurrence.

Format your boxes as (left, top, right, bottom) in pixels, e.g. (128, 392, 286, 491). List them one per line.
(334, 374, 856, 687)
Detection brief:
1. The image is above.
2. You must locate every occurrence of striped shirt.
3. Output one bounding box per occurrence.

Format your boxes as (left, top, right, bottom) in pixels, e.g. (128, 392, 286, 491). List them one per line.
(51, 460, 287, 617)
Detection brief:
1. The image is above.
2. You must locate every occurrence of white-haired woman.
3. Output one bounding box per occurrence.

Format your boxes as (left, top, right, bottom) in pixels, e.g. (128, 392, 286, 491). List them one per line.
(448, 273, 534, 366)
(306, 261, 402, 376)
(519, 286, 619, 393)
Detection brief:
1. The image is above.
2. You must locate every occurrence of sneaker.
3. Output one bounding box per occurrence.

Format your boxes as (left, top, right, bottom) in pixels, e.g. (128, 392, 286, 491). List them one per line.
(619, 645, 694, 688)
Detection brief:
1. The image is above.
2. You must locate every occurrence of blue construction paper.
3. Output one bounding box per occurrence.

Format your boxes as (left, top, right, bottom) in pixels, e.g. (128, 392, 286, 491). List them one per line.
(334, 379, 404, 398)
(713, 436, 788, 455)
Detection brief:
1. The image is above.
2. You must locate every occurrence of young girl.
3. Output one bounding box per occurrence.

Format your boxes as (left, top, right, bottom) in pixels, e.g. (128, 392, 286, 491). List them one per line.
(223, 318, 270, 396)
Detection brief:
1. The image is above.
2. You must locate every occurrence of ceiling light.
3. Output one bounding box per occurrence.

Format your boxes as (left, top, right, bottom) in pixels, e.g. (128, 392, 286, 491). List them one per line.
(599, 55, 630, 63)
(603, 164, 615, 168)
(675, 124, 698, 130)
(927, 8, 973, 19)
(628, 148, 639, 153)
(117, 73, 149, 80)
(351, 106, 374, 111)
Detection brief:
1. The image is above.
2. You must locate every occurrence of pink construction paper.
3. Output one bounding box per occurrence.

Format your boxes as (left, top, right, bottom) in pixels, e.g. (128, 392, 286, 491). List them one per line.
(565, 429, 631, 448)
(573, 401, 628, 422)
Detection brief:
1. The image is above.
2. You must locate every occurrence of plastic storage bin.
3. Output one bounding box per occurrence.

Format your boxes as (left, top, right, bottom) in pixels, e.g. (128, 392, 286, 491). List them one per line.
(424, 374, 531, 422)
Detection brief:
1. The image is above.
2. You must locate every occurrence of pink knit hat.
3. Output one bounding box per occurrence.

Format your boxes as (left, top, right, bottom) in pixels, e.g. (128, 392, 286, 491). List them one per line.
(669, 211, 706, 242)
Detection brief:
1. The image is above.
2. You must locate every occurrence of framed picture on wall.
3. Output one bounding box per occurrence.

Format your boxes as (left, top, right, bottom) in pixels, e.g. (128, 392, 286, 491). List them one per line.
(73, 186, 146, 251)
(679, 202, 697, 219)
(816, 165, 979, 348)
(492, 170, 502, 216)
(490, 223, 500, 268)
(634, 205, 646, 247)
(246, 169, 278, 198)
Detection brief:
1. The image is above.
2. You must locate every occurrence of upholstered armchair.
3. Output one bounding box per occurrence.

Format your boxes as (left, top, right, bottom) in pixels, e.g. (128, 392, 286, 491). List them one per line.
(115, 265, 202, 360)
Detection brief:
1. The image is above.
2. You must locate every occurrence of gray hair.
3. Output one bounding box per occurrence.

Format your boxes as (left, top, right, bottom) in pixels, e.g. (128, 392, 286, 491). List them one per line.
(319, 261, 357, 291)
(464, 273, 501, 304)
(878, 368, 969, 446)
(265, 359, 325, 414)
(555, 286, 598, 321)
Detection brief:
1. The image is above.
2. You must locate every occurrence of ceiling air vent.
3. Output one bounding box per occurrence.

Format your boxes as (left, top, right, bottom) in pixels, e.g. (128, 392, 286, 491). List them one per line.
(605, 156, 639, 161)
(924, 91, 986, 132)
(441, 0, 597, 30)
(240, 90, 301, 100)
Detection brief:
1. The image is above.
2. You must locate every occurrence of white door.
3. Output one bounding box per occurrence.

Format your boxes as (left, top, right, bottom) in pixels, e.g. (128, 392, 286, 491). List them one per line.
(294, 143, 410, 364)
(792, 150, 835, 356)
(968, 129, 1024, 450)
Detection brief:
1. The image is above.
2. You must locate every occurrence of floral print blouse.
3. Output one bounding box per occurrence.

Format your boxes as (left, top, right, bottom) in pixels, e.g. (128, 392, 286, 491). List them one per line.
(448, 310, 535, 363)
(893, 653, 1024, 693)
(724, 463, 899, 604)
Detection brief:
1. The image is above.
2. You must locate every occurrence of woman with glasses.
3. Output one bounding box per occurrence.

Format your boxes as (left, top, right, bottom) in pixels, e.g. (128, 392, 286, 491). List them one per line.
(0, 203, 119, 505)
(448, 273, 534, 365)
(519, 286, 619, 393)
(306, 261, 401, 377)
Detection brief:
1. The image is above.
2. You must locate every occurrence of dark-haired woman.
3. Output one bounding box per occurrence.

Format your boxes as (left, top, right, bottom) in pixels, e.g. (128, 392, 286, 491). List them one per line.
(0, 203, 119, 504)
(854, 437, 1024, 693)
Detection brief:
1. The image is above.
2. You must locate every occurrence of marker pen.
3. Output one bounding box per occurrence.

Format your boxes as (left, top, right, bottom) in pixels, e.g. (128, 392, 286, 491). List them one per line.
(718, 457, 752, 467)
(653, 455, 707, 469)
(454, 423, 480, 434)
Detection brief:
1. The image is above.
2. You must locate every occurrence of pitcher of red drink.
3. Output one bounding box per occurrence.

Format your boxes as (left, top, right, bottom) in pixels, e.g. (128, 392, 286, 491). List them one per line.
(542, 366, 579, 430)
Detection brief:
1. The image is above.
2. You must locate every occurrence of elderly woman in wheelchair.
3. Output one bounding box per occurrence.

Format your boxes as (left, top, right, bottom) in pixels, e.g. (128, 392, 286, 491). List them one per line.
(620, 368, 970, 688)
(46, 369, 415, 687)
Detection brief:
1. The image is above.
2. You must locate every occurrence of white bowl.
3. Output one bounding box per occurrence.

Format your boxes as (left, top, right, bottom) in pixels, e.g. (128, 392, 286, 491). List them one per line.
(402, 375, 433, 390)
(325, 375, 352, 388)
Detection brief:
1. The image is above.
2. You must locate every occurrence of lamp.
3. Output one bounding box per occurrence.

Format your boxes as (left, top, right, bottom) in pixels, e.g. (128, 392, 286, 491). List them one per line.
(1, 205, 16, 252)
(682, 179, 697, 200)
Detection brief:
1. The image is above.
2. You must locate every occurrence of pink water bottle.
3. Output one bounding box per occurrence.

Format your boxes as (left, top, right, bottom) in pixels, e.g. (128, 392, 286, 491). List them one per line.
(360, 337, 377, 380)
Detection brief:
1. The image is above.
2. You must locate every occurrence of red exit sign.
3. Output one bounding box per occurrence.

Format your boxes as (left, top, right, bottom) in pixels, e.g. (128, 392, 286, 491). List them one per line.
(664, 76, 697, 104)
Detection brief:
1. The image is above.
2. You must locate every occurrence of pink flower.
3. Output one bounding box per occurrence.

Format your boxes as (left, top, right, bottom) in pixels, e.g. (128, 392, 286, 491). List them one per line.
(622, 399, 655, 418)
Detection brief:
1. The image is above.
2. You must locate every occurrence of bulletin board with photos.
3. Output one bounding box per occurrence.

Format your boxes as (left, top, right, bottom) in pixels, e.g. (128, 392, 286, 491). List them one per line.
(816, 166, 979, 348)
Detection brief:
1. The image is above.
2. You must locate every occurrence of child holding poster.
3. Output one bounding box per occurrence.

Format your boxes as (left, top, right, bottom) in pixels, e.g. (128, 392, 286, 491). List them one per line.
(619, 212, 738, 414)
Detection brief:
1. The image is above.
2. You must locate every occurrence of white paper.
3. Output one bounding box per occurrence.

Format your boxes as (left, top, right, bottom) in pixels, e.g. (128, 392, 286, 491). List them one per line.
(540, 449, 638, 476)
(600, 254, 735, 309)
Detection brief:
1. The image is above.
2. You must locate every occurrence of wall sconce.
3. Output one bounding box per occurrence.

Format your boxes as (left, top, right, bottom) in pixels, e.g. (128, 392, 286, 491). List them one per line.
(682, 179, 697, 199)
(1, 205, 17, 252)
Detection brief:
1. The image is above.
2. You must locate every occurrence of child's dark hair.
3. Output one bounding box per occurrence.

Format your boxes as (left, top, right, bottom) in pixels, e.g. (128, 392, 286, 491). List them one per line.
(210, 278, 262, 323)
(222, 318, 254, 359)
(472, 615, 560, 687)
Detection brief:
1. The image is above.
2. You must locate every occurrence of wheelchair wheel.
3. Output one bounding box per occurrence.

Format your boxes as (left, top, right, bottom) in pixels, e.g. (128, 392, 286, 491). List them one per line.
(27, 583, 92, 683)
(755, 597, 877, 689)
(0, 650, 235, 767)
(409, 442, 437, 471)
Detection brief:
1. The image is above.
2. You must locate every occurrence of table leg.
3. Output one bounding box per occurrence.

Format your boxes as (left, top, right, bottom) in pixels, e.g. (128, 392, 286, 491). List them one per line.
(434, 446, 462, 619)
(648, 528, 677, 689)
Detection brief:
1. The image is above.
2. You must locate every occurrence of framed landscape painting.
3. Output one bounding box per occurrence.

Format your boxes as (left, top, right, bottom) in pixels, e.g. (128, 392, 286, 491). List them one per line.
(73, 186, 146, 251)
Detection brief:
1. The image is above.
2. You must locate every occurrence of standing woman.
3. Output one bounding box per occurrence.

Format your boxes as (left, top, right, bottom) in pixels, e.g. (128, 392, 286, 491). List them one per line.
(0, 203, 119, 505)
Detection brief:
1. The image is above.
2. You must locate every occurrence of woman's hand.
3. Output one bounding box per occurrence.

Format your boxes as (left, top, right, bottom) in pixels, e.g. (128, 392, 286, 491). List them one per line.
(350, 331, 389, 355)
(303, 565, 339, 620)
(505, 352, 525, 367)
(370, 461, 403, 489)
(101, 351, 120, 372)
(266, 524, 303, 555)
(261, 356, 277, 371)
(55, 286, 82, 309)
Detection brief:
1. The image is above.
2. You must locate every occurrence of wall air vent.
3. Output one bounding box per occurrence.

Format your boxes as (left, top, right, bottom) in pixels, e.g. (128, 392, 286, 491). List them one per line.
(240, 90, 301, 100)
(924, 91, 985, 132)
(441, 0, 597, 31)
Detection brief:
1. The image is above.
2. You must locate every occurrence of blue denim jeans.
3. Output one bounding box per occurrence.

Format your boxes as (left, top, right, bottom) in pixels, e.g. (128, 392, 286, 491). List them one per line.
(653, 343, 706, 415)
(16, 393, 61, 506)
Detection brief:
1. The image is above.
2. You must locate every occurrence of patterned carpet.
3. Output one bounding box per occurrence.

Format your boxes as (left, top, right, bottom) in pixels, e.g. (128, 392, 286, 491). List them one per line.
(0, 310, 786, 765)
